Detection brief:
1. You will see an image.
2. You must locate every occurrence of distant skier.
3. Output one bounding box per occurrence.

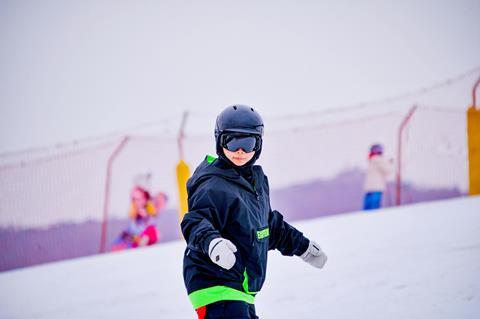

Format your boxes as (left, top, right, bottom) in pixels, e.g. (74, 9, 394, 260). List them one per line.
(181, 105, 328, 318)
(363, 143, 394, 210)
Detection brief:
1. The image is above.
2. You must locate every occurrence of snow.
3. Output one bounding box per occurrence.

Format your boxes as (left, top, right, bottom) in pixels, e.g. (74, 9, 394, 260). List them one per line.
(1, 196, 479, 319)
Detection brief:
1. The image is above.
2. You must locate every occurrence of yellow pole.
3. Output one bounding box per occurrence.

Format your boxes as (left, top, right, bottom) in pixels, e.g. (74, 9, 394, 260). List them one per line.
(467, 106, 480, 195)
(176, 159, 191, 222)
(468, 76, 480, 195)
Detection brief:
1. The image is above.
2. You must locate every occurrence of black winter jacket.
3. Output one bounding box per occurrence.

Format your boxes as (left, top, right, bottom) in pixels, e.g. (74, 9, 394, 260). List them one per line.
(181, 156, 309, 309)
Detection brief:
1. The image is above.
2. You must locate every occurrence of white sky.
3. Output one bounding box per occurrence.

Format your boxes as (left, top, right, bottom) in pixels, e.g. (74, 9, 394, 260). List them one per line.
(1, 0, 479, 153)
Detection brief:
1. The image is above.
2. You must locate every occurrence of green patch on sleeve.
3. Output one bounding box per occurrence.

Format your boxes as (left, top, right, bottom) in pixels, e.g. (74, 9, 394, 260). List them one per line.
(256, 228, 269, 240)
(206, 154, 217, 164)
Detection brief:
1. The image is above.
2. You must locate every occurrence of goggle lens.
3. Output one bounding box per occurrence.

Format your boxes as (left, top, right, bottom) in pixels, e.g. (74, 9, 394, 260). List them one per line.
(222, 134, 260, 153)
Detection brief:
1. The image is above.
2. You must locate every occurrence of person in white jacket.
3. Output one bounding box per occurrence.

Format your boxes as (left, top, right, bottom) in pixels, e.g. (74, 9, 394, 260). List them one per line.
(363, 144, 394, 210)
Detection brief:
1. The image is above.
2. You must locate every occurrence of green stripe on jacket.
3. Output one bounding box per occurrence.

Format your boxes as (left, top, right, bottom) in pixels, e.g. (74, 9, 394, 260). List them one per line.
(188, 286, 255, 309)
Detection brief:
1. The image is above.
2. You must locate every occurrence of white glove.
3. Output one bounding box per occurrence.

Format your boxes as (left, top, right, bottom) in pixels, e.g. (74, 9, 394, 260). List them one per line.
(208, 238, 237, 270)
(300, 241, 327, 269)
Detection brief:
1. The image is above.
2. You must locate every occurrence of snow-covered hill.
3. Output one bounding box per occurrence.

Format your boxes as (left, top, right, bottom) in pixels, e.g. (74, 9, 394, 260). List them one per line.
(1, 197, 479, 319)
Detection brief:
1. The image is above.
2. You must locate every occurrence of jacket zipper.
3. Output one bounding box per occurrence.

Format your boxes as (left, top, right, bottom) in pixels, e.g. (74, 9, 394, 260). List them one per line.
(253, 180, 260, 200)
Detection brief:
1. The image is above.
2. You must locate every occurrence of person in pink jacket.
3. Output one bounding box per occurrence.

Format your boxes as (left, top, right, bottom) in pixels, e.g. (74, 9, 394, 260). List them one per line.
(363, 144, 394, 210)
(111, 187, 167, 251)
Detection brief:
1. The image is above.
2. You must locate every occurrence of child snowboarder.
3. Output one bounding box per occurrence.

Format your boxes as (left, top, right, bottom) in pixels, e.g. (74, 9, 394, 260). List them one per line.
(111, 186, 162, 251)
(181, 105, 328, 318)
(363, 143, 394, 210)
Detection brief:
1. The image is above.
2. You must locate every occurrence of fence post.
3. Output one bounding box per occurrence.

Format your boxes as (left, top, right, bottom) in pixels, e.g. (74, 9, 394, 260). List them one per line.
(99, 136, 130, 253)
(467, 76, 480, 195)
(396, 105, 418, 206)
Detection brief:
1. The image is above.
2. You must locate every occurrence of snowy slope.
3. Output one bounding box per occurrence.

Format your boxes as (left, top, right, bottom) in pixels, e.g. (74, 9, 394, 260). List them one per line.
(1, 197, 479, 319)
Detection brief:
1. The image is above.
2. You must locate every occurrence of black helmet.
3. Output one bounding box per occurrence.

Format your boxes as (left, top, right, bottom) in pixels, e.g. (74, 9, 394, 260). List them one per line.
(214, 105, 264, 165)
(215, 105, 264, 138)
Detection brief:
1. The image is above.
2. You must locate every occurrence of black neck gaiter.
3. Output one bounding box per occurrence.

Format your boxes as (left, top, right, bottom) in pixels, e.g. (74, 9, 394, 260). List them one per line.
(217, 156, 255, 186)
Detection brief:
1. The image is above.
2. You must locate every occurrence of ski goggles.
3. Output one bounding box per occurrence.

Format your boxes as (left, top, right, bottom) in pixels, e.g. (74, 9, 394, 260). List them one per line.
(220, 133, 262, 153)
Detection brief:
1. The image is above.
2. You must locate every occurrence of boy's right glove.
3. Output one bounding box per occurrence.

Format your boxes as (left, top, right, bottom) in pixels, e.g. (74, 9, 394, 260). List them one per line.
(208, 238, 237, 270)
(300, 240, 327, 269)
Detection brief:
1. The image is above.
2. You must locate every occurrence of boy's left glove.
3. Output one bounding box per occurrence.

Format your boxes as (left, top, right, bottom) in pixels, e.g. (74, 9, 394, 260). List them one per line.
(300, 240, 327, 269)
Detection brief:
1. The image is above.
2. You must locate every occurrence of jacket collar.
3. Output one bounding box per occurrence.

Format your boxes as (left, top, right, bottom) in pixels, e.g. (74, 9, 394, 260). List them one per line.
(191, 156, 262, 195)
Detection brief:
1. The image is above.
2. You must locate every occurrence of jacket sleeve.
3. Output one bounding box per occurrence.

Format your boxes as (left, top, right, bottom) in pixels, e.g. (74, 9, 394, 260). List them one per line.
(261, 174, 309, 256)
(268, 209, 309, 256)
(181, 184, 230, 255)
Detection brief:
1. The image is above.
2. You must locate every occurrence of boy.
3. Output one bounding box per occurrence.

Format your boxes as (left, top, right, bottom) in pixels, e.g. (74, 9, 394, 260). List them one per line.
(181, 105, 327, 318)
